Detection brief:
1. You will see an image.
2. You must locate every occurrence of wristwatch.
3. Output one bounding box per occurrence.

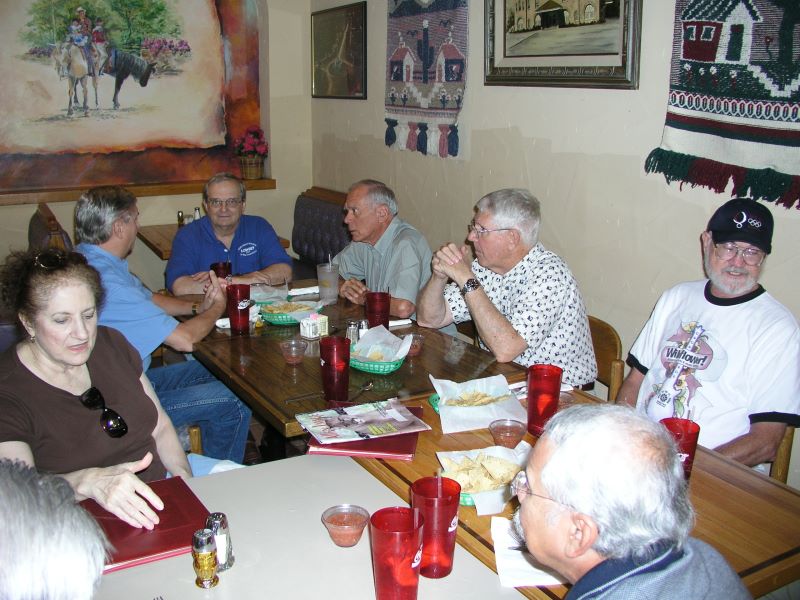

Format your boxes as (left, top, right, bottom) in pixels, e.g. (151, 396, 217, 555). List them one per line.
(191, 302, 200, 316)
(461, 278, 482, 296)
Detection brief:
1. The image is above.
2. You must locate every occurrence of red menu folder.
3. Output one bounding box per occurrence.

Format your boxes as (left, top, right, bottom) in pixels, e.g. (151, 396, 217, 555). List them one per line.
(80, 476, 209, 573)
(307, 406, 424, 461)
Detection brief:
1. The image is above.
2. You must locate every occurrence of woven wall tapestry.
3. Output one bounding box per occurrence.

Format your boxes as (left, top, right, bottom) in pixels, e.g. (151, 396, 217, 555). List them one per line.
(384, 0, 468, 158)
(645, 0, 800, 209)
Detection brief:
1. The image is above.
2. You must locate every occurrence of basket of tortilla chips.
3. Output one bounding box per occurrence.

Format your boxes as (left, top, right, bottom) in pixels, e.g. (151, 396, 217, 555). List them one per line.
(259, 300, 321, 325)
(440, 452, 522, 506)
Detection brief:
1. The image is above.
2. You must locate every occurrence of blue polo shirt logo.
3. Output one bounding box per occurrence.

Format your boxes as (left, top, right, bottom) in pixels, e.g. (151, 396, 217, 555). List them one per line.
(238, 243, 257, 257)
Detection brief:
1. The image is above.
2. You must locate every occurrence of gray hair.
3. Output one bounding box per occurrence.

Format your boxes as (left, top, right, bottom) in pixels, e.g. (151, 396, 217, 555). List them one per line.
(475, 188, 540, 247)
(0, 460, 108, 600)
(349, 179, 398, 216)
(203, 172, 246, 203)
(539, 404, 694, 561)
(75, 186, 138, 244)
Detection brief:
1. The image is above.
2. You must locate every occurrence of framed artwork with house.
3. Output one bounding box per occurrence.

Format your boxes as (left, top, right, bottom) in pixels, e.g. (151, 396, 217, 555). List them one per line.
(484, 0, 642, 89)
(311, 2, 367, 100)
(0, 0, 262, 202)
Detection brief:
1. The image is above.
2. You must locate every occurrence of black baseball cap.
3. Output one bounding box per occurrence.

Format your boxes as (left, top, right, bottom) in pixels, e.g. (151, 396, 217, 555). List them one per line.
(707, 198, 773, 254)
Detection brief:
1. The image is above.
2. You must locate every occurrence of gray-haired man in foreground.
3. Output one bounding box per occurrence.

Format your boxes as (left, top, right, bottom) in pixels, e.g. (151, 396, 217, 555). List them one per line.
(512, 404, 749, 599)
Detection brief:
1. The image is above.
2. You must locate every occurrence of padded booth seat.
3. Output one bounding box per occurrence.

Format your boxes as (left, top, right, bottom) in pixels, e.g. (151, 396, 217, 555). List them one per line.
(291, 187, 351, 280)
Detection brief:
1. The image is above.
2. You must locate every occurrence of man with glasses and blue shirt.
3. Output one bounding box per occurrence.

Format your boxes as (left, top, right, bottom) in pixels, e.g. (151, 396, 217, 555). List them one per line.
(416, 188, 596, 388)
(511, 404, 749, 599)
(167, 173, 292, 295)
(617, 198, 800, 470)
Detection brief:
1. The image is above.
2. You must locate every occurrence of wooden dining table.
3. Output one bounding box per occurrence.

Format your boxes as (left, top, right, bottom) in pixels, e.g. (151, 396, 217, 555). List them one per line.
(137, 222, 289, 260)
(189, 283, 800, 598)
(191, 291, 527, 439)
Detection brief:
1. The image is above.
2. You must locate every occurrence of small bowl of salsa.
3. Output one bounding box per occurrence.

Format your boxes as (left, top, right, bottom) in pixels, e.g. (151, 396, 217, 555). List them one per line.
(321, 504, 370, 547)
(489, 419, 526, 449)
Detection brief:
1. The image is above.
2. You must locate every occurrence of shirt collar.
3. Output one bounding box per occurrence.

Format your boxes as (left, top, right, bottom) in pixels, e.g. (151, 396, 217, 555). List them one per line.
(77, 242, 129, 271)
(372, 217, 402, 255)
(567, 541, 682, 599)
(703, 280, 765, 306)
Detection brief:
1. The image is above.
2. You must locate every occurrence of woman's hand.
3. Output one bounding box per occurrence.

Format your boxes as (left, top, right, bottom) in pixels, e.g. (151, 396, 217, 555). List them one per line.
(72, 452, 164, 530)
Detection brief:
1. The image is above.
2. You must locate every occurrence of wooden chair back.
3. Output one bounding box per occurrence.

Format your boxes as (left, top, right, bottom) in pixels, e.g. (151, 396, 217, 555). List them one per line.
(770, 425, 795, 484)
(28, 203, 73, 251)
(588, 316, 625, 402)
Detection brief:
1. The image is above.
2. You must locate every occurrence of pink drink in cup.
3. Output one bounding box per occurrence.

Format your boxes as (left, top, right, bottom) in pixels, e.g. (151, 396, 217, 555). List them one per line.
(369, 507, 424, 600)
(210, 261, 232, 278)
(319, 336, 350, 406)
(526, 364, 563, 436)
(226, 284, 250, 335)
(660, 418, 701, 479)
(410, 476, 460, 579)
(366, 291, 391, 329)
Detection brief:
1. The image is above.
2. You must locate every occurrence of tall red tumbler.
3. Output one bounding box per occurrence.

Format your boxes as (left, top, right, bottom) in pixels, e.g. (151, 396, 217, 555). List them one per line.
(369, 507, 424, 600)
(526, 364, 563, 436)
(410, 476, 461, 578)
(365, 291, 391, 329)
(226, 284, 250, 335)
(319, 336, 350, 406)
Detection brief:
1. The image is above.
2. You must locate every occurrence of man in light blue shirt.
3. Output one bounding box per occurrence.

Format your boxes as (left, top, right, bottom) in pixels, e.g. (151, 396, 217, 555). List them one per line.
(75, 186, 250, 463)
(335, 180, 432, 318)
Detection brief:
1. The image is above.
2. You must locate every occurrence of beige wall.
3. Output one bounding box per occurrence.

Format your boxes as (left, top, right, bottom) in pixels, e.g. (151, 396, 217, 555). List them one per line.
(309, 0, 800, 486)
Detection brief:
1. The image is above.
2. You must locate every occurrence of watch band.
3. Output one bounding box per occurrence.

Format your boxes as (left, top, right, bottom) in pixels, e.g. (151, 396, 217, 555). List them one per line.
(191, 302, 200, 316)
(461, 278, 482, 296)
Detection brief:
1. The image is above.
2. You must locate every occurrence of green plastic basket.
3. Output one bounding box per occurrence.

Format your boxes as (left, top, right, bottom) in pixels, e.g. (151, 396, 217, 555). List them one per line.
(350, 357, 404, 375)
(428, 393, 440, 414)
(460, 492, 475, 506)
(259, 302, 321, 325)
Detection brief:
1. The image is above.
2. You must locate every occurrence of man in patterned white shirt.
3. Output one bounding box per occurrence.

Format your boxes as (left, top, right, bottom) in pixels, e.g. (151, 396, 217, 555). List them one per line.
(416, 188, 596, 387)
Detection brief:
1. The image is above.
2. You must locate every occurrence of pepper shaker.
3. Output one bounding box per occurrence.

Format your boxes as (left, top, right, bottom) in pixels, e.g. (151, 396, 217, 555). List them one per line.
(192, 529, 219, 588)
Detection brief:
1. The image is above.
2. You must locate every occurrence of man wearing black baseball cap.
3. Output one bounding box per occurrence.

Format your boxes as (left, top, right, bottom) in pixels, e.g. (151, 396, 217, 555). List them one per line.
(617, 198, 799, 471)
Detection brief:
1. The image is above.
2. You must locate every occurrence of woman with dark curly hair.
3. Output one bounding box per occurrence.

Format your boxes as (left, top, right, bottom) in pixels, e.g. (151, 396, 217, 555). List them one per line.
(0, 248, 191, 529)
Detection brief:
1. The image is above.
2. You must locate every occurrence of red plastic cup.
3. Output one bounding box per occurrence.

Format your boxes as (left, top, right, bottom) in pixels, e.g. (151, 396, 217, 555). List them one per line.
(210, 261, 232, 278)
(366, 291, 391, 329)
(410, 477, 460, 579)
(526, 364, 563, 436)
(369, 507, 424, 600)
(319, 336, 350, 406)
(661, 418, 701, 480)
(226, 283, 250, 335)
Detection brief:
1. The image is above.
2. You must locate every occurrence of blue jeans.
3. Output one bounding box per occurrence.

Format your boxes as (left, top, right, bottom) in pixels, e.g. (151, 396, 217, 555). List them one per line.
(146, 361, 251, 463)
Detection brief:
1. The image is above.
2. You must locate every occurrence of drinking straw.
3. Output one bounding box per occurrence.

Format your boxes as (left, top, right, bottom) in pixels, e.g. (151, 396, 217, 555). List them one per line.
(437, 469, 443, 497)
(328, 253, 332, 267)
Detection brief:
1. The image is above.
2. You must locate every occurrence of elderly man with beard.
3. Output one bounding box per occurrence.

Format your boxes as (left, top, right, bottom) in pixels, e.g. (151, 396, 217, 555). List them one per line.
(511, 404, 749, 599)
(616, 198, 800, 470)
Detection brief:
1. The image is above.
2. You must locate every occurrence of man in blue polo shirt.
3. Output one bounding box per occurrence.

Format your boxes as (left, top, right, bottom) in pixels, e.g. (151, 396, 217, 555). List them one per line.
(167, 173, 292, 295)
(75, 186, 251, 463)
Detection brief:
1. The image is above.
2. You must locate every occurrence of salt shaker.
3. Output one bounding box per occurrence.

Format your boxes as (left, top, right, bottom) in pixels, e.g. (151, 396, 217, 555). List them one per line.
(177, 210, 185, 227)
(346, 319, 360, 345)
(192, 529, 219, 588)
(205, 512, 235, 571)
(193, 206, 201, 221)
(358, 319, 370, 339)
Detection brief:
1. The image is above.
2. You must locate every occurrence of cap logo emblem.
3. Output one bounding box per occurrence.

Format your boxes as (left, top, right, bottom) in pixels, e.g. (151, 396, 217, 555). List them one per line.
(733, 211, 761, 230)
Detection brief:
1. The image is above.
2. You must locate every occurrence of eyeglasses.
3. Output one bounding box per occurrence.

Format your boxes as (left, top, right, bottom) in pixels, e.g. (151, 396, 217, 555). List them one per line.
(511, 471, 569, 508)
(713, 243, 765, 266)
(33, 250, 87, 271)
(206, 198, 244, 208)
(468, 220, 514, 237)
(79, 387, 128, 438)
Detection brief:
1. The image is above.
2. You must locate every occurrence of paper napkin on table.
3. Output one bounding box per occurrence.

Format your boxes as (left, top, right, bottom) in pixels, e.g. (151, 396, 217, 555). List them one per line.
(215, 304, 261, 329)
(491, 517, 566, 588)
(430, 374, 528, 434)
(388, 319, 413, 328)
(288, 286, 319, 296)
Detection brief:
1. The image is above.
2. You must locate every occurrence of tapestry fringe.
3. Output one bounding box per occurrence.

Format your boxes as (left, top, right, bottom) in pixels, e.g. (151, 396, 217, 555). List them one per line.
(385, 119, 398, 147)
(645, 148, 800, 209)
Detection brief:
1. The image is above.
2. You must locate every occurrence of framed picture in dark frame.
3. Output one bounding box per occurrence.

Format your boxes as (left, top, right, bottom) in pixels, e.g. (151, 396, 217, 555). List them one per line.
(485, 0, 642, 89)
(311, 1, 367, 99)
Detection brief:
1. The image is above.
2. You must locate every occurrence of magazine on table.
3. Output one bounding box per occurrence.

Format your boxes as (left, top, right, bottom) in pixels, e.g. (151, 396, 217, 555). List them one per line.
(297, 399, 431, 445)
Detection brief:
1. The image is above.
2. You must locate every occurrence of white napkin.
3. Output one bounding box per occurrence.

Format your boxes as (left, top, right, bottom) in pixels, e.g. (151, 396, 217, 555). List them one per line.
(215, 304, 260, 328)
(388, 319, 413, 328)
(430, 374, 528, 434)
(352, 325, 412, 362)
(436, 442, 531, 515)
(491, 517, 566, 588)
(288, 286, 319, 296)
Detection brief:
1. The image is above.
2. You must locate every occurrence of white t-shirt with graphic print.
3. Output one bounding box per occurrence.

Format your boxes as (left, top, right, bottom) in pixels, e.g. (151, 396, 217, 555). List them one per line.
(629, 280, 800, 449)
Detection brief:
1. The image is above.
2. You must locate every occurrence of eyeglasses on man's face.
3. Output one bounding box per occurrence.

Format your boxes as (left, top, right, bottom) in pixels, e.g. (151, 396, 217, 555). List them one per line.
(713, 242, 765, 267)
(80, 387, 128, 438)
(511, 470, 569, 509)
(206, 198, 244, 209)
(468, 219, 514, 237)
